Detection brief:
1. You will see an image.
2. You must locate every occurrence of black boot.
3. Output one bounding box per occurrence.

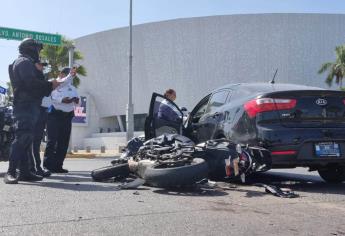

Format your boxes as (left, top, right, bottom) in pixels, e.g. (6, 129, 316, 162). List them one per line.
(18, 158, 43, 182)
(36, 167, 51, 177)
(18, 171, 44, 181)
(4, 173, 18, 184)
(5, 158, 19, 184)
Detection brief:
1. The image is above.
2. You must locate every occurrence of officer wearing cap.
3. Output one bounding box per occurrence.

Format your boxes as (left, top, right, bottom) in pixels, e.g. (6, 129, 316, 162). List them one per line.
(43, 67, 78, 173)
(4, 38, 61, 184)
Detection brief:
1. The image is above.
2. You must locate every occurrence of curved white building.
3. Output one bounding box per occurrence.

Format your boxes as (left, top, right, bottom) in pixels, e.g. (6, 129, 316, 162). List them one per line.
(72, 13, 345, 149)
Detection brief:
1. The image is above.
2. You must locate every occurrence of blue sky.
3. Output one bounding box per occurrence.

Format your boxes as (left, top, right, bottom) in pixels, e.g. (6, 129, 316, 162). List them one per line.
(1, 0, 345, 86)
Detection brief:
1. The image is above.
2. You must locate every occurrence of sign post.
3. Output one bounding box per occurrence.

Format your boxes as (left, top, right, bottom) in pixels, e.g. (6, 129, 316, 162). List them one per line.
(68, 45, 75, 153)
(0, 26, 62, 46)
(126, 0, 134, 141)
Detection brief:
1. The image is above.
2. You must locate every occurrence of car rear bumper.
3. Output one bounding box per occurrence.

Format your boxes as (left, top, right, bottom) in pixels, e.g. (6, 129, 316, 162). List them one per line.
(270, 141, 345, 168)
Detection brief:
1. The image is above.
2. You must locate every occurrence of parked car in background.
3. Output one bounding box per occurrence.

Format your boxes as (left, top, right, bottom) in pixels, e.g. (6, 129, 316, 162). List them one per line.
(145, 83, 345, 183)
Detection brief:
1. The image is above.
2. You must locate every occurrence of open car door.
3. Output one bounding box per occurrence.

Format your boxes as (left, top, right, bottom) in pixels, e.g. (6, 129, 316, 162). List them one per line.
(145, 93, 184, 140)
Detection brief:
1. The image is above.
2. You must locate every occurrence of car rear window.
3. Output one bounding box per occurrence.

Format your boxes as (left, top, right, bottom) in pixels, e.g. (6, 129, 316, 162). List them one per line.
(205, 90, 230, 113)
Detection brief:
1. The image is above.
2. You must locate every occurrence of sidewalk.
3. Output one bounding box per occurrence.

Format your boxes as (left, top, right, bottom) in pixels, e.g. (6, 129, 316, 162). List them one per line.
(40, 143, 121, 159)
(47, 150, 121, 159)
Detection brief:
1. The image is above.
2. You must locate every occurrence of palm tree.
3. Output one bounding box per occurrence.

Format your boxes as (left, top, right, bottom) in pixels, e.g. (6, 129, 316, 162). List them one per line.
(40, 37, 87, 87)
(318, 45, 345, 89)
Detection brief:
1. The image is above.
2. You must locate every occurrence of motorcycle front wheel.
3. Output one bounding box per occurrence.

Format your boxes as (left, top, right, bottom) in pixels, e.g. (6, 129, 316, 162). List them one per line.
(91, 163, 130, 182)
(144, 158, 208, 188)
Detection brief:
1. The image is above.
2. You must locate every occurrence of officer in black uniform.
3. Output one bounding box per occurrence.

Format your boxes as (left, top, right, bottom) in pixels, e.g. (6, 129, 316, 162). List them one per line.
(30, 61, 52, 177)
(4, 38, 60, 184)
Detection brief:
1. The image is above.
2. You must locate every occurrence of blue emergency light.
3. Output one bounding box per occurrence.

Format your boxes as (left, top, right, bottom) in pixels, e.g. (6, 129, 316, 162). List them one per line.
(0, 86, 7, 95)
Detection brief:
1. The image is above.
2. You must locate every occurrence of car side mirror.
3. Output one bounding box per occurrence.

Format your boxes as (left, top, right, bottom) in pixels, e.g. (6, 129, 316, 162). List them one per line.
(180, 107, 188, 112)
(180, 107, 189, 118)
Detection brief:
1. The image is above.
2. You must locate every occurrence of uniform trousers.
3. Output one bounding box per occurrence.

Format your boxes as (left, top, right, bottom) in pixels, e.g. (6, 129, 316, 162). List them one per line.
(7, 102, 39, 175)
(43, 108, 73, 170)
(31, 106, 48, 172)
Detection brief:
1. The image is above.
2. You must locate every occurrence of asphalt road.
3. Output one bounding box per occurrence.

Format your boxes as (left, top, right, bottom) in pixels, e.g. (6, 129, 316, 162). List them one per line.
(0, 158, 344, 236)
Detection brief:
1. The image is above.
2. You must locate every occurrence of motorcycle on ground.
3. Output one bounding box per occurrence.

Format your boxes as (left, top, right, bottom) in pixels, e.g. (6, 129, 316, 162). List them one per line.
(0, 105, 14, 162)
(91, 134, 272, 188)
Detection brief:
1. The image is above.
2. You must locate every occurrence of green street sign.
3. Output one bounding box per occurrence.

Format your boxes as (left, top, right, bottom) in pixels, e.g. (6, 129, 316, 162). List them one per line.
(0, 27, 62, 46)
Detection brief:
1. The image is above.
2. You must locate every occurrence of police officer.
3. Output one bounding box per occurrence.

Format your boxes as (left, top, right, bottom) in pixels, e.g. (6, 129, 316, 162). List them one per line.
(30, 61, 52, 177)
(43, 67, 78, 173)
(4, 38, 60, 184)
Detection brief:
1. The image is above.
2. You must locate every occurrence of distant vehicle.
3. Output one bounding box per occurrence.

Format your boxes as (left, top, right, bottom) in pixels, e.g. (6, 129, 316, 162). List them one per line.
(145, 83, 345, 183)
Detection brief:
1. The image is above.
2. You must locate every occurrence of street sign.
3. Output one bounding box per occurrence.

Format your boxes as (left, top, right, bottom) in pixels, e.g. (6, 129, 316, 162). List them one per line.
(0, 26, 61, 46)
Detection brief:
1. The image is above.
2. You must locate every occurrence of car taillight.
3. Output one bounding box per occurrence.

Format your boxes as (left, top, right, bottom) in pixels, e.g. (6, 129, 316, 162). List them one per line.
(244, 98, 297, 118)
(271, 150, 297, 155)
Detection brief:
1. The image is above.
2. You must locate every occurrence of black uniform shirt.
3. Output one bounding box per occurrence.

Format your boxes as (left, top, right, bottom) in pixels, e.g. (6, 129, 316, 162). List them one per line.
(9, 55, 53, 104)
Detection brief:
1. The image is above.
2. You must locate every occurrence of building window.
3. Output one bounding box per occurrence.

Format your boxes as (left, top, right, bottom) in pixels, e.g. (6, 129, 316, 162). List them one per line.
(120, 113, 148, 132)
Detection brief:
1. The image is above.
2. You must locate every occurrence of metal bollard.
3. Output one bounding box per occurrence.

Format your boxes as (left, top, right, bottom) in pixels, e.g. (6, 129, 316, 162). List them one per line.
(100, 146, 106, 153)
(86, 146, 91, 153)
(73, 146, 78, 153)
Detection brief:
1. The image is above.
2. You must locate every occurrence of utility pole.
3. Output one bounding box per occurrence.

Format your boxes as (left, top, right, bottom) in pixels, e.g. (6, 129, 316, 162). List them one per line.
(68, 44, 75, 153)
(126, 0, 134, 141)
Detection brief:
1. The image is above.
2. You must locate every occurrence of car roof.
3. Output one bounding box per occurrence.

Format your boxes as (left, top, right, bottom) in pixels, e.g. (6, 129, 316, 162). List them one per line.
(213, 82, 325, 93)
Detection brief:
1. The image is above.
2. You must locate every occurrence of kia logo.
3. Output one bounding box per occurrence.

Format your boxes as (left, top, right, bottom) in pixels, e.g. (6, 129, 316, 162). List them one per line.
(316, 98, 327, 106)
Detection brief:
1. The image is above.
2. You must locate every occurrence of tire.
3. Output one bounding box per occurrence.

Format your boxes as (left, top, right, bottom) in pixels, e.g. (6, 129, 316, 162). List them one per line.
(91, 163, 130, 181)
(318, 165, 345, 183)
(144, 158, 208, 188)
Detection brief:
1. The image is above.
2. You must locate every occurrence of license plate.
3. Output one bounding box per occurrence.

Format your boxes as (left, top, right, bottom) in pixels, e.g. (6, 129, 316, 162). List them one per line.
(314, 142, 341, 157)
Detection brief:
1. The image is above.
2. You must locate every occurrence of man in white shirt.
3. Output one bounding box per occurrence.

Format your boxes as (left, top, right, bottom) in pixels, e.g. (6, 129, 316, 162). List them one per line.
(43, 67, 78, 173)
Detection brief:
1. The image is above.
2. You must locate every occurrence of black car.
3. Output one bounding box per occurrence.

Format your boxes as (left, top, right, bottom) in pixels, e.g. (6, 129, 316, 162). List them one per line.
(145, 83, 345, 183)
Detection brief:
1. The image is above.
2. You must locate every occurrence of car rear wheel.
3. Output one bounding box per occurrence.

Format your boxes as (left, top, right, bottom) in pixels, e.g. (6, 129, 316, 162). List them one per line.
(317, 165, 345, 183)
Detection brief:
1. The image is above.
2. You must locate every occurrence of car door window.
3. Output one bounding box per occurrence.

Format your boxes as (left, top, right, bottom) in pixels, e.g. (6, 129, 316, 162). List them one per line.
(205, 90, 229, 114)
(190, 95, 211, 123)
(152, 95, 183, 136)
(145, 93, 184, 140)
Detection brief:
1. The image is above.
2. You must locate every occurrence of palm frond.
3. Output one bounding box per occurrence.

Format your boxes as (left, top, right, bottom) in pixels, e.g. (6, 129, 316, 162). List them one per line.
(73, 76, 80, 88)
(318, 62, 333, 74)
(325, 72, 334, 87)
(39, 36, 87, 85)
(76, 65, 87, 76)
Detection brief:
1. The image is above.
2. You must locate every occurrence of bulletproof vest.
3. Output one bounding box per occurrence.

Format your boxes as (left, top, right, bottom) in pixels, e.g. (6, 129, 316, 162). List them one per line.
(8, 58, 37, 104)
(8, 63, 19, 100)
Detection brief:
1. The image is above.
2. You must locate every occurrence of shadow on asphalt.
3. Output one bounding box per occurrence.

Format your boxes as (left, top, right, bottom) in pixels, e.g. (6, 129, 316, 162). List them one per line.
(20, 171, 122, 192)
(47, 171, 92, 183)
(1, 169, 344, 195)
(230, 187, 268, 198)
(153, 187, 229, 197)
(244, 171, 345, 195)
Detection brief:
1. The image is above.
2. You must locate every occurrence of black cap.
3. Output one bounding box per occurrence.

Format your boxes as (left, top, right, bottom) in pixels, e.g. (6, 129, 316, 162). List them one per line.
(19, 38, 43, 62)
(19, 38, 43, 52)
(60, 67, 70, 75)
